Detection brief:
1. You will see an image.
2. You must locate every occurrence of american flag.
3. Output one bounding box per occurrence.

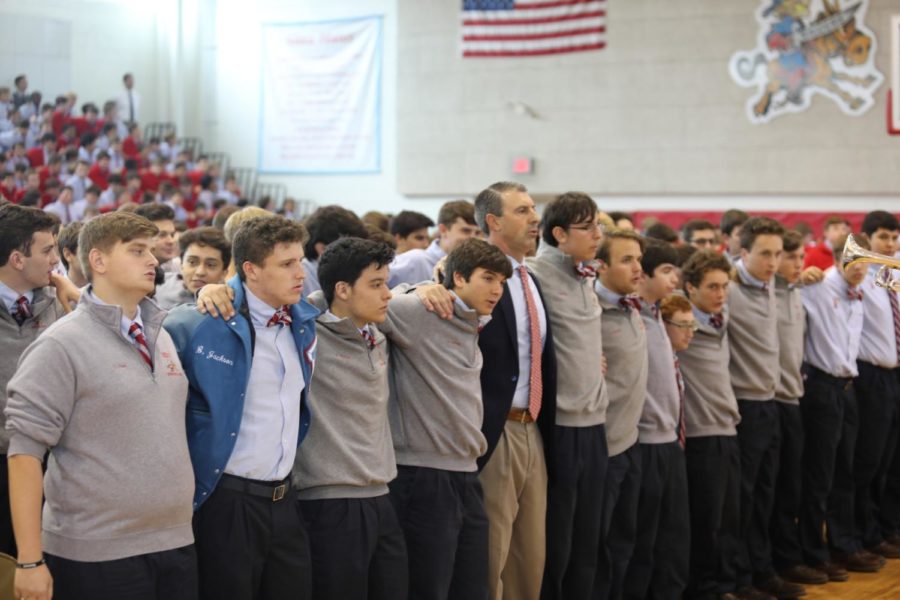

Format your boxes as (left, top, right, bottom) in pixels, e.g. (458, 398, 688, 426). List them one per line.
(461, 0, 607, 58)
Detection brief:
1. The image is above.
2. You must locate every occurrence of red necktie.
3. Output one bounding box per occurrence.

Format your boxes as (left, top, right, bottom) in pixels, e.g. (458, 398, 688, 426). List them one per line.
(618, 296, 641, 313)
(518, 265, 542, 420)
(847, 288, 864, 302)
(267, 305, 292, 327)
(673, 355, 686, 449)
(128, 322, 153, 369)
(888, 289, 900, 362)
(709, 313, 724, 330)
(13, 296, 31, 325)
(361, 328, 376, 349)
(575, 262, 596, 280)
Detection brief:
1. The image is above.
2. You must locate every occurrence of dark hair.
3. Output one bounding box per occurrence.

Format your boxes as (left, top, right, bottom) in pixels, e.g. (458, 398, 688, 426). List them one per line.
(681, 219, 716, 243)
(318, 237, 395, 306)
(596, 228, 645, 264)
(443, 238, 512, 290)
(861, 210, 899, 236)
(232, 215, 308, 281)
(365, 223, 397, 248)
(361, 211, 391, 232)
(608, 211, 634, 227)
(133, 203, 176, 223)
(390, 210, 434, 237)
(474, 181, 527, 235)
(823, 215, 849, 231)
(0, 204, 59, 267)
(644, 222, 679, 244)
(641, 239, 680, 277)
(212, 205, 241, 230)
(178, 226, 231, 267)
(794, 221, 813, 238)
(19, 191, 41, 207)
(782, 230, 804, 253)
(673, 244, 697, 267)
(14, 75, 26, 86)
(57, 221, 84, 270)
(680, 249, 732, 291)
(437, 200, 476, 228)
(738, 216, 784, 251)
(77, 212, 159, 282)
(720, 209, 749, 236)
(302, 205, 368, 260)
(540, 192, 597, 247)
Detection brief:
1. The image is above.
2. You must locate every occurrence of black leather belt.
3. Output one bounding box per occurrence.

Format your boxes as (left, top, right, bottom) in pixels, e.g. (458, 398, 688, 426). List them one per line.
(218, 473, 290, 502)
(806, 365, 854, 392)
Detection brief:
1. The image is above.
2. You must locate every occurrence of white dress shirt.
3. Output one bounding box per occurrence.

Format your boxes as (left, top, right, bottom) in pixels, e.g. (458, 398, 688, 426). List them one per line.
(858, 264, 900, 368)
(225, 286, 305, 481)
(388, 239, 446, 288)
(44, 200, 79, 225)
(84, 286, 145, 342)
(801, 267, 864, 378)
(507, 256, 547, 410)
(0, 281, 33, 317)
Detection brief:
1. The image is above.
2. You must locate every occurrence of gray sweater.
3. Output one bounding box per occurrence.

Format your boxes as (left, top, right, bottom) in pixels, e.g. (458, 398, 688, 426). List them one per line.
(0, 286, 66, 454)
(380, 293, 488, 472)
(727, 272, 779, 401)
(774, 277, 806, 405)
(154, 273, 194, 310)
(638, 304, 680, 444)
(677, 307, 741, 437)
(5, 295, 195, 562)
(597, 283, 648, 456)
(293, 295, 396, 500)
(527, 245, 608, 427)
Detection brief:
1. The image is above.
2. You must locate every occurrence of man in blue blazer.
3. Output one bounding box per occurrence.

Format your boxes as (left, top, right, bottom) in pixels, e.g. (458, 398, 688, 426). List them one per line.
(165, 215, 318, 600)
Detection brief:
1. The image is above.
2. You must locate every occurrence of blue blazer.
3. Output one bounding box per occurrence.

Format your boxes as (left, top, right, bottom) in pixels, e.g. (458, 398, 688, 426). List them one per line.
(164, 275, 319, 509)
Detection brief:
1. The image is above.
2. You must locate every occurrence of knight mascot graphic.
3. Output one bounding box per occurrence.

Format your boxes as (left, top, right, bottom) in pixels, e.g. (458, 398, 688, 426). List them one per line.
(730, 0, 883, 123)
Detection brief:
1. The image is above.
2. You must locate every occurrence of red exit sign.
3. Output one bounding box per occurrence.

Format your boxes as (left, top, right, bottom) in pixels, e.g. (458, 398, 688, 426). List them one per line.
(512, 156, 533, 175)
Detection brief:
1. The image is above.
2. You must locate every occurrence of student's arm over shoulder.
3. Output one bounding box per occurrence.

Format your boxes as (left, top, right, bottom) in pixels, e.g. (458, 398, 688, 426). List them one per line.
(380, 293, 428, 348)
(5, 335, 78, 459)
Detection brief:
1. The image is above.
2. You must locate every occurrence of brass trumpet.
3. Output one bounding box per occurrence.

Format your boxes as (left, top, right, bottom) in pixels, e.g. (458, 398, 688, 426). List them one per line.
(841, 234, 900, 292)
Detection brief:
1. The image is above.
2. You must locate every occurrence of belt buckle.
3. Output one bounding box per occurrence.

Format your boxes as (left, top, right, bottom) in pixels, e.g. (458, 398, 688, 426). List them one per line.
(517, 410, 529, 423)
(272, 484, 286, 502)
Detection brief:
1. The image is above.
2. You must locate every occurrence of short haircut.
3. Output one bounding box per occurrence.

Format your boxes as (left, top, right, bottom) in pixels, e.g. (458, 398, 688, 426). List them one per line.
(77, 212, 159, 282)
(390, 210, 435, 237)
(0, 204, 59, 267)
(361, 211, 391, 232)
(302, 205, 368, 260)
(232, 215, 308, 281)
(720, 209, 749, 236)
(474, 181, 527, 235)
(212, 205, 241, 231)
(133, 203, 175, 223)
(644, 222, 679, 244)
(318, 237, 395, 306)
(178, 226, 231, 267)
(223, 206, 272, 242)
(738, 216, 785, 251)
(681, 219, 716, 242)
(365, 223, 397, 248)
(443, 238, 513, 291)
(596, 228, 645, 264)
(782, 230, 804, 253)
(437, 200, 476, 228)
(608, 211, 634, 226)
(832, 233, 869, 263)
(57, 221, 84, 270)
(641, 238, 680, 277)
(673, 244, 697, 267)
(660, 294, 694, 321)
(794, 221, 813, 238)
(861, 210, 899, 236)
(540, 191, 597, 247)
(824, 215, 849, 230)
(680, 249, 732, 291)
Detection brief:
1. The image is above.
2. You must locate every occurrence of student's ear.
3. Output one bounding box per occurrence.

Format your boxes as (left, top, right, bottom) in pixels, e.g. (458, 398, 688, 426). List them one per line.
(333, 281, 351, 302)
(684, 281, 697, 299)
(88, 247, 107, 276)
(437, 223, 450, 238)
(596, 259, 609, 275)
(314, 242, 326, 258)
(241, 261, 257, 282)
(740, 247, 750, 262)
(552, 226, 567, 246)
(452, 271, 467, 290)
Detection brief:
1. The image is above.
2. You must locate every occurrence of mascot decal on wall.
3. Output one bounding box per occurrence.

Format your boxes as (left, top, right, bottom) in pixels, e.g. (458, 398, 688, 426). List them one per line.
(729, 0, 883, 123)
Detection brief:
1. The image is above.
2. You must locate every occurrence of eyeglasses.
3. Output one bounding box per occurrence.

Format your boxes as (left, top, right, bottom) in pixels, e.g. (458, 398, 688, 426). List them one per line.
(568, 223, 604, 232)
(664, 319, 699, 332)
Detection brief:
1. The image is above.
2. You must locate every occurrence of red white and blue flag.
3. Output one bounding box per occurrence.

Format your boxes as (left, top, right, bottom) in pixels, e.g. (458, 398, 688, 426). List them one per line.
(461, 0, 607, 58)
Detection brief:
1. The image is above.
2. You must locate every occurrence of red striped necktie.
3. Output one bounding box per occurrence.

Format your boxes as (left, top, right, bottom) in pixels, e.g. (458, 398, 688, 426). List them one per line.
(14, 296, 31, 325)
(888, 289, 900, 362)
(518, 265, 542, 421)
(267, 305, 292, 327)
(360, 328, 376, 349)
(128, 322, 153, 369)
(673, 355, 686, 449)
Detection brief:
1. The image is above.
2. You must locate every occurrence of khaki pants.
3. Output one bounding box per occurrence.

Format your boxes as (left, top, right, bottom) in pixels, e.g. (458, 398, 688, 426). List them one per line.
(480, 420, 548, 600)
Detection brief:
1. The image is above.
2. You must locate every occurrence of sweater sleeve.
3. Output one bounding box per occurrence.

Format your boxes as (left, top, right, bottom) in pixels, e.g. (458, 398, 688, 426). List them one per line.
(5, 336, 78, 459)
(379, 294, 427, 349)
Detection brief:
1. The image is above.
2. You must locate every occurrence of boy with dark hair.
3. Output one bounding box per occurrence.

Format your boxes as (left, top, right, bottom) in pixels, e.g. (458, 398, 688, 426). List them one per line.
(388, 200, 480, 287)
(644, 222, 679, 246)
(681, 219, 717, 249)
(301, 204, 368, 297)
(593, 228, 648, 599)
(134, 202, 179, 274)
(295, 237, 408, 600)
(164, 215, 318, 600)
(391, 210, 435, 254)
(727, 217, 805, 599)
(57, 221, 87, 288)
(852, 211, 900, 559)
(387, 237, 510, 600)
(7, 211, 197, 600)
(608, 211, 635, 231)
(678, 250, 743, 599)
(0, 205, 66, 556)
(155, 227, 230, 309)
(720, 209, 749, 263)
(799, 234, 877, 576)
(623, 239, 691, 599)
(526, 192, 608, 600)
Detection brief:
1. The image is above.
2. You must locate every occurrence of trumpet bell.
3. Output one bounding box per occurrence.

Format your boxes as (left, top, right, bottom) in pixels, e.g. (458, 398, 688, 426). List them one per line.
(842, 234, 900, 291)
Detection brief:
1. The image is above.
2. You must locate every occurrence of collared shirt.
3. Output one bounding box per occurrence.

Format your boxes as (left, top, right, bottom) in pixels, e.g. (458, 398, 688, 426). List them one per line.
(508, 256, 547, 410)
(301, 258, 320, 299)
(451, 291, 492, 330)
(595, 280, 626, 308)
(84, 285, 144, 341)
(225, 286, 304, 481)
(801, 267, 864, 378)
(0, 281, 33, 317)
(735, 259, 770, 291)
(388, 240, 446, 288)
(692, 305, 720, 330)
(64, 174, 89, 202)
(323, 309, 374, 338)
(44, 200, 80, 225)
(858, 264, 900, 368)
